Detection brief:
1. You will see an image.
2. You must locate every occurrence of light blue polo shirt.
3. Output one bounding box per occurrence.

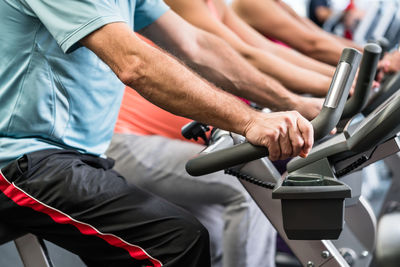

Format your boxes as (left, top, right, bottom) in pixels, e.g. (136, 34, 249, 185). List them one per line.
(0, 0, 169, 168)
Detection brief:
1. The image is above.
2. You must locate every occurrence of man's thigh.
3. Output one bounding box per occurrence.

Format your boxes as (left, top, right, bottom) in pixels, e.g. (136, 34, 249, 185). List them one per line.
(0, 149, 209, 266)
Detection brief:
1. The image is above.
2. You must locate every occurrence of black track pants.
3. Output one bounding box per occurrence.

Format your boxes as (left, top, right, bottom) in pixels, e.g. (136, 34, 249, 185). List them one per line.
(0, 149, 210, 267)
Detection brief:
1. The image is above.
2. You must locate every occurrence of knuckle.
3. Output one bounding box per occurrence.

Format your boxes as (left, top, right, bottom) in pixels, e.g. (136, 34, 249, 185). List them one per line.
(297, 136, 305, 147)
(277, 126, 285, 136)
(291, 110, 300, 117)
(292, 137, 304, 150)
(282, 149, 291, 158)
(284, 115, 292, 124)
(278, 122, 288, 133)
(268, 129, 280, 141)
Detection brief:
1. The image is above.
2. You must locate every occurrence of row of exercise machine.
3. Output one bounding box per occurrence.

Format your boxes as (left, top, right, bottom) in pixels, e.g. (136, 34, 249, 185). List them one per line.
(184, 43, 400, 267)
(2, 8, 400, 266)
(325, 0, 400, 52)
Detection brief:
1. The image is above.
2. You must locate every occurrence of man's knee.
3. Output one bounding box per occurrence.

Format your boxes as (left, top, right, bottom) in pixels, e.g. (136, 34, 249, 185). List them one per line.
(166, 214, 211, 266)
(176, 214, 210, 248)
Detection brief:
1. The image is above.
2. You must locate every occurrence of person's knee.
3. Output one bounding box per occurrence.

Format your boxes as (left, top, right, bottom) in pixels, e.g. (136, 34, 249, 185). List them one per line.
(179, 215, 210, 249)
(164, 214, 211, 266)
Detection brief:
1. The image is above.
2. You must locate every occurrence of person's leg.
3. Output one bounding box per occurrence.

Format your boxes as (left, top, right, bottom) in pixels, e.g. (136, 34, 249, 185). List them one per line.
(106, 134, 276, 267)
(0, 149, 210, 267)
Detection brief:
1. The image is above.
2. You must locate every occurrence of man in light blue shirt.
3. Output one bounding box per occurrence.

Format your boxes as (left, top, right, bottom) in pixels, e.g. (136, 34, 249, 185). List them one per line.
(0, 0, 314, 266)
(0, 0, 169, 167)
(0, 1, 213, 265)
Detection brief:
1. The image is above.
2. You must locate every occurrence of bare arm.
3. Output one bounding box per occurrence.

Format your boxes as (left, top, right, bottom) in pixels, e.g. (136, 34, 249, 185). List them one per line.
(163, 0, 331, 96)
(80, 20, 313, 160)
(139, 11, 303, 110)
(221, 1, 335, 77)
(275, 0, 363, 50)
(232, 0, 350, 65)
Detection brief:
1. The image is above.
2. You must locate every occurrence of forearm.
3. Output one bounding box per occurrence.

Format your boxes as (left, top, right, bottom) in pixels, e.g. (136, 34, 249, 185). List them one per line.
(139, 11, 300, 111)
(268, 43, 335, 76)
(179, 31, 299, 110)
(222, 11, 335, 77)
(243, 47, 331, 96)
(303, 15, 363, 50)
(300, 35, 347, 65)
(82, 23, 255, 135)
(299, 14, 362, 52)
(331, 34, 363, 51)
(82, 21, 315, 158)
(186, 30, 331, 96)
(129, 44, 256, 134)
(139, 44, 317, 156)
(234, 0, 344, 65)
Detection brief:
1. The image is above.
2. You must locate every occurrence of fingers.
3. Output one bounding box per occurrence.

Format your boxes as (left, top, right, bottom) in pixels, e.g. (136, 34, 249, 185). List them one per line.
(267, 129, 281, 161)
(273, 112, 310, 160)
(278, 129, 292, 160)
(246, 111, 314, 161)
(378, 59, 391, 74)
(296, 115, 314, 158)
(372, 80, 380, 89)
(287, 116, 304, 158)
(377, 59, 387, 70)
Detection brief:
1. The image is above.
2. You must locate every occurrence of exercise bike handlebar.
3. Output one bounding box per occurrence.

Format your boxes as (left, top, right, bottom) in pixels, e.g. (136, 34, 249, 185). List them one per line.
(341, 43, 381, 119)
(185, 48, 361, 176)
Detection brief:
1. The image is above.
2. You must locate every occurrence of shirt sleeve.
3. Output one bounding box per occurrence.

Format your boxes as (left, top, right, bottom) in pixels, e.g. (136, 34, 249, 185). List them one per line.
(134, 0, 169, 31)
(22, 0, 126, 53)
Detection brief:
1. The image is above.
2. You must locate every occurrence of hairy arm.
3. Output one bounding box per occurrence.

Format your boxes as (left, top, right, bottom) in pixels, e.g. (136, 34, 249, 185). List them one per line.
(162, 0, 331, 96)
(221, 1, 335, 77)
(139, 11, 301, 110)
(275, 0, 363, 50)
(232, 0, 350, 65)
(81, 20, 313, 160)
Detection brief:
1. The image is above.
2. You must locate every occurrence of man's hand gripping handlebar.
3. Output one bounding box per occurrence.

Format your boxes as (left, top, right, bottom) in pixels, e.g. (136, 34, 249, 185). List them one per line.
(186, 48, 365, 176)
(242, 111, 313, 161)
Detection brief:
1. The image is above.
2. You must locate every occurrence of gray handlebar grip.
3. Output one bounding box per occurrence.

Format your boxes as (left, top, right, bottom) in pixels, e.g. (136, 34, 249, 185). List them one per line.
(313, 48, 361, 140)
(341, 44, 381, 119)
(186, 142, 267, 176)
(186, 48, 361, 176)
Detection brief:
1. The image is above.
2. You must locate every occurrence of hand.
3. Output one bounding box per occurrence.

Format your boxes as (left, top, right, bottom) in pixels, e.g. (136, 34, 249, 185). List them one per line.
(293, 96, 324, 120)
(243, 111, 314, 161)
(378, 51, 400, 74)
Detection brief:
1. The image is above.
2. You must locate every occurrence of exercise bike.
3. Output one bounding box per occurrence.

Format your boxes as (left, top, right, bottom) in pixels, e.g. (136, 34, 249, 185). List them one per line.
(184, 44, 400, 267)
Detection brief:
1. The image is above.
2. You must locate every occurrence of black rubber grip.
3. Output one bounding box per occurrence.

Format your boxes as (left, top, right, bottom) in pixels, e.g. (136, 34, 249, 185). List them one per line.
(186, 142, 267, 176)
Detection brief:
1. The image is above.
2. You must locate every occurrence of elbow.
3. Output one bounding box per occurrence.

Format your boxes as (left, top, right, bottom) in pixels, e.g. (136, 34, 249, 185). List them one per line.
(116, 55, 145, 86)
(299, 35, 332, 60)
(299, 38, 319, 56)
